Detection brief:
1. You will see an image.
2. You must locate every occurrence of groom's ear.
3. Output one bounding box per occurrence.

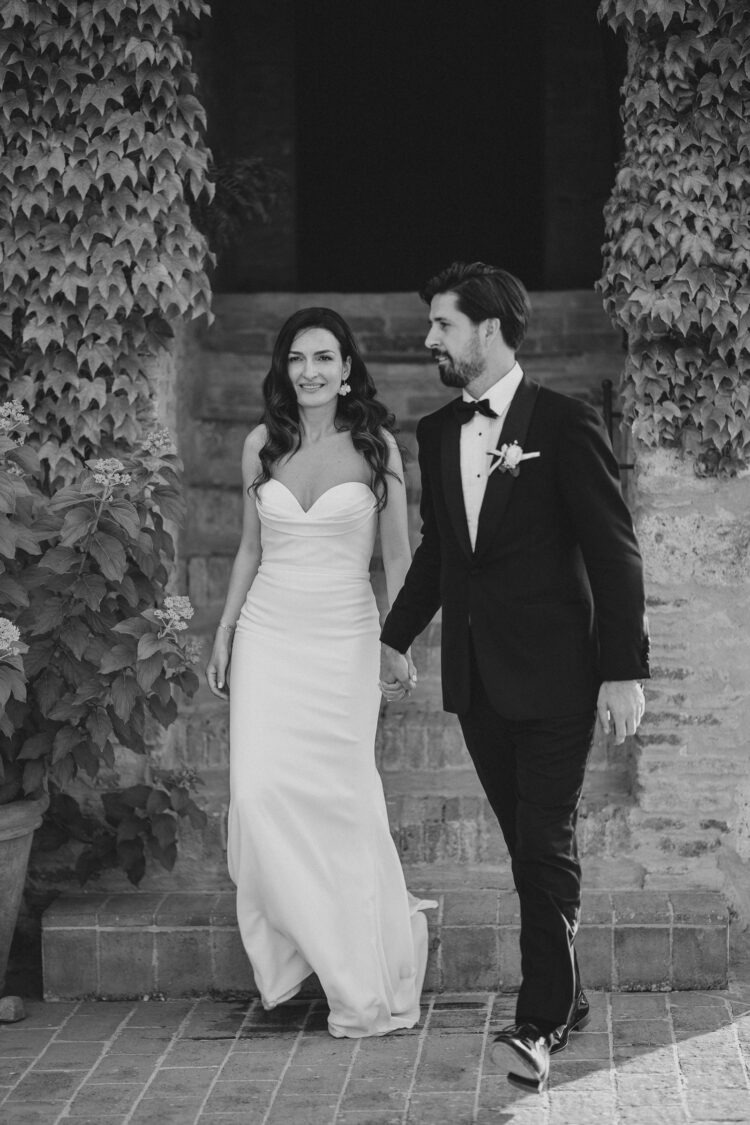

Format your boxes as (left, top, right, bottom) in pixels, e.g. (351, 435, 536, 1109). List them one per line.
(483, 317, 502, 345)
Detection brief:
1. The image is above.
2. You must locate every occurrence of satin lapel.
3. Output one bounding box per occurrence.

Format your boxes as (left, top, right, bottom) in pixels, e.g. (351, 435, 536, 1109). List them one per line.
(474, 378, 541, 559)
(441, 406, 472, 560)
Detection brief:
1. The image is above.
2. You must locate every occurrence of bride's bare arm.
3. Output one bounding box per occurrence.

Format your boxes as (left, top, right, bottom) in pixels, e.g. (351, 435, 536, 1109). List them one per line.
(205, 427, 265, 699)
(378, 434, 416, 697)
(378, 434, 412, 608)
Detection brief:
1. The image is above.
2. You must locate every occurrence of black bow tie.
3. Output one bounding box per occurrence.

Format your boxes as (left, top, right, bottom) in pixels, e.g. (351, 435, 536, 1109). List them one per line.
(454, 398, 498, 424)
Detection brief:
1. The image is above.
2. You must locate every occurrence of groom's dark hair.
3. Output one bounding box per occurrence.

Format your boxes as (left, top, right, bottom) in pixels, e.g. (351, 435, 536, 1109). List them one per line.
(420, 261, 531, 351)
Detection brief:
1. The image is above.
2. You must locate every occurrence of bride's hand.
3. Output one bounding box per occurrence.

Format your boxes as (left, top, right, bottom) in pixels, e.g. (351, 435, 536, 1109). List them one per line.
(206, 634, 231, 701)
(379, 644, 417, 702)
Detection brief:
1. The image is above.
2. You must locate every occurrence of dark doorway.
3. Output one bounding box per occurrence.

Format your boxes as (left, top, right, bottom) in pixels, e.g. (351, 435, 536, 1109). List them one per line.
(295, 0, 546, 292)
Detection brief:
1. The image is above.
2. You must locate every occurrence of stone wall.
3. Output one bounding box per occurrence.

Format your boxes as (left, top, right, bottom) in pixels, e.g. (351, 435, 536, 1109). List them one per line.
(631, 449, 750, 899)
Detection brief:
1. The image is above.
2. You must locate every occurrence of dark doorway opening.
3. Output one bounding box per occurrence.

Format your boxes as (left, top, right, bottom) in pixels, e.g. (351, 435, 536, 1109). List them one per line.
(295, 0, 546, 292)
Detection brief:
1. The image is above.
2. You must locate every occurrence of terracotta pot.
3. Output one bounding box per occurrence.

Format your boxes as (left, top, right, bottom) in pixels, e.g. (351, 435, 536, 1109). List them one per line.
(0, 795, 48, 992)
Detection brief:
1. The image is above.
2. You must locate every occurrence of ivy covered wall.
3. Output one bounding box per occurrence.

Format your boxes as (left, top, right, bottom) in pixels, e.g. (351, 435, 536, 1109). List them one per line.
(599, 0, 750, 476)
(0, 0, 216, 886)
(0, 0, 213, 476)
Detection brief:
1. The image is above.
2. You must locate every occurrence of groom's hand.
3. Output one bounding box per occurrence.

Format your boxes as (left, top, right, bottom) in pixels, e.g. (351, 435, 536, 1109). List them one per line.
(379, 643, 416, 701)
(597, 680, 645, 744)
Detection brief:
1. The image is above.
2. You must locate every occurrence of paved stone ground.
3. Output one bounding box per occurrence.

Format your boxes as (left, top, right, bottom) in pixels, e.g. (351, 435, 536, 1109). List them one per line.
(2, 987, 750, 1124)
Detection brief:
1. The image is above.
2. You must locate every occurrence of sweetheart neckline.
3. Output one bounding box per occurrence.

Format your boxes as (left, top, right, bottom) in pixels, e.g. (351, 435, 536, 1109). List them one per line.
(263, 478, 375, 515)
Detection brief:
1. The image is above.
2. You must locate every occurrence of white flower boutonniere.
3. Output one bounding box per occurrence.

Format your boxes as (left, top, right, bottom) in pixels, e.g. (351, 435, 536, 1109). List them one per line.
(487, 440, 541, 477)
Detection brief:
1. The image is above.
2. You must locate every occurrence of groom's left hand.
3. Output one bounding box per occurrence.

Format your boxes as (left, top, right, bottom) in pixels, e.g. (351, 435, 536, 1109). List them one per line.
(379, 643, 417, 701)
(597, 680, 645, 744)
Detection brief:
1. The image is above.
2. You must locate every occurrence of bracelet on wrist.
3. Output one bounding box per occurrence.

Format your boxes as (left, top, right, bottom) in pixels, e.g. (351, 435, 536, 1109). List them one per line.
(218, 621, 236, 633)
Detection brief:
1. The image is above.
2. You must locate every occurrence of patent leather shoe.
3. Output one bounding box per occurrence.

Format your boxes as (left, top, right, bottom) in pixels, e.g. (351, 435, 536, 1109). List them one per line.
(549, 990, 591, 1055)
(491, 1022, 550, 1092)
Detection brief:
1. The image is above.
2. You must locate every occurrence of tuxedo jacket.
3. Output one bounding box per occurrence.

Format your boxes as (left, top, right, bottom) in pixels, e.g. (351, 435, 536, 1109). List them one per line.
(380, 377, 650, 719)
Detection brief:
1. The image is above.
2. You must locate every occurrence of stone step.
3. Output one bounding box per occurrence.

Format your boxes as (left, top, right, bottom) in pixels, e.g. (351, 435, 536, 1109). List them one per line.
(165, 603, 727, 883)
(130, 698, 731, 896)
(157, 693, 649, 874)
(150, 743, 634, 872)
(41, 886, 730, 1000)
(383, 767, 635, 867)
(197, 290, 623, 363)
(187, 353, 624, 430)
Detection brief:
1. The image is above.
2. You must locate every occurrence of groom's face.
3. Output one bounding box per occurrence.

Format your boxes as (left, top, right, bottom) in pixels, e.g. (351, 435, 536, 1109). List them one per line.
(425, 292, 485, 388)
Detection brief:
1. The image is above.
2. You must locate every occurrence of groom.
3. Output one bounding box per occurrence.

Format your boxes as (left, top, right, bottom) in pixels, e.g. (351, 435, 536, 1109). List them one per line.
(380, 261, 649, 1091)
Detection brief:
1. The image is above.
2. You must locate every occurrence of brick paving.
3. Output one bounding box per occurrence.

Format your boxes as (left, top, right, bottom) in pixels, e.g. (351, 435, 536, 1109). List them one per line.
(2, 988, 750, 1124)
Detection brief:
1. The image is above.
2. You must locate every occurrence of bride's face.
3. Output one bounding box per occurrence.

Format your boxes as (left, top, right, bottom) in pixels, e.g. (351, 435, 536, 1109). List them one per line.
(287, 327, 351, 407)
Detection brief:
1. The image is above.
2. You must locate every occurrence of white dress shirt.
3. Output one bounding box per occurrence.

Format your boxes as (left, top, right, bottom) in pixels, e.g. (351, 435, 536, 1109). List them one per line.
(460, 362, 524, 550)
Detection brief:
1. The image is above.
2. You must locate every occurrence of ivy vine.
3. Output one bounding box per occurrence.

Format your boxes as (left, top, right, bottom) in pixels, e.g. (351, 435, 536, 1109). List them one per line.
(0, 0, 214, 885)
(0, 0, 213, 475)
(598, 0, 750, 475)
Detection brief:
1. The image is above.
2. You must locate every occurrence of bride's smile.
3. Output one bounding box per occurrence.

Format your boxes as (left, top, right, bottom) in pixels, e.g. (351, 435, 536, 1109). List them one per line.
(287, 326, 351, 406)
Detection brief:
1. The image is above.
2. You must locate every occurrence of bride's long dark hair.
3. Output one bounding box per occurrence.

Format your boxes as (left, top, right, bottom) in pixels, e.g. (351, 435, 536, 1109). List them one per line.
(251, 307, 402, 512)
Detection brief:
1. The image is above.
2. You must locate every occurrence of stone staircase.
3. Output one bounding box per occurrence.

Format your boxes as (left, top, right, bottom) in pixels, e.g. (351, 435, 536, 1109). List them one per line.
(169, 290, 644, 884)
(40, 291, 732, 996)
(173, 291, 654, 879)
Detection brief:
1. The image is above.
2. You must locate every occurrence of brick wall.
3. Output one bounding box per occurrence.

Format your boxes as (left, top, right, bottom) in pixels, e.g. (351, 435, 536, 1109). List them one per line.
(631, 449, 750, 898)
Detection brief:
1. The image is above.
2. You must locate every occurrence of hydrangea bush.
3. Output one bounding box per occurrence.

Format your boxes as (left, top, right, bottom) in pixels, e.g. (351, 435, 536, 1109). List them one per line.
(0, 0, 214, 885)
(0, 407, 207, 884)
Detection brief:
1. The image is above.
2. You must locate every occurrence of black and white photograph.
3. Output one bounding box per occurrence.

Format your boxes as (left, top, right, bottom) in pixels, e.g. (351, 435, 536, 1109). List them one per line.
(1, 1, 750, 1123)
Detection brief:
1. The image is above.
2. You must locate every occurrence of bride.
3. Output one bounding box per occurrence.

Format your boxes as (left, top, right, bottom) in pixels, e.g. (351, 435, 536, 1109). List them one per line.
(206, 306, 435, 1038)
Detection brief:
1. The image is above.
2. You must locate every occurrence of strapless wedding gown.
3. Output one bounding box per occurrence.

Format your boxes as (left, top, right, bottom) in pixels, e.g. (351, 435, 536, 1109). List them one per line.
(227, 478, 435, 1038)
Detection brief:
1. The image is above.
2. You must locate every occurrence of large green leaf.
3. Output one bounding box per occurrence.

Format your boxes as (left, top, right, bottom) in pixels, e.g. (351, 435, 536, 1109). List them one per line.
(89, 532, 127, 582)
(99, 644, 136, 675)
(0, 664, 26, 707)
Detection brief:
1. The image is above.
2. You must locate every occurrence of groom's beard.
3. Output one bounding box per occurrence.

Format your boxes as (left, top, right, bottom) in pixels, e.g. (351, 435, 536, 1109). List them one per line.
(433, 338, 486, 388)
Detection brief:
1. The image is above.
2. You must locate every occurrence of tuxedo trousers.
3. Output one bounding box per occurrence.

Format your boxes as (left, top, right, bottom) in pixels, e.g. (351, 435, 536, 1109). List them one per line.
(457, 647, 596, 1031)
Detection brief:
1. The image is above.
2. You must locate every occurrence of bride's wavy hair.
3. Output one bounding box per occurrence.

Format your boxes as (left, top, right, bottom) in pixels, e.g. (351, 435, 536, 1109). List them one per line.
(251, 307, 403, 512)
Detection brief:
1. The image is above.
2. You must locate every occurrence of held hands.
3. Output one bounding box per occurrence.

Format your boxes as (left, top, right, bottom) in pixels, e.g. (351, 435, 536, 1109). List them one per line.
(206, 630, 232, 701)
(379, 643, 417, 702)
(597, 679, 645, 744)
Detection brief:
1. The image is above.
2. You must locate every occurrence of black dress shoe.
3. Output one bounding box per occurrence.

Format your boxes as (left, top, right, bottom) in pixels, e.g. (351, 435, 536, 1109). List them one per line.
(549, 990, 591, 1055)
(491, 1022, 550, 1092)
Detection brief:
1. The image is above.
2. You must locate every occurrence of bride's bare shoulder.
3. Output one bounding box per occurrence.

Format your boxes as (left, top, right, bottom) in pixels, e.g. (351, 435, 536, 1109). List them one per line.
(244, 424, 268, 454)
(380, 428, 404, 470)
(241, 425, 268, 480)
(243, 424, 268, 460)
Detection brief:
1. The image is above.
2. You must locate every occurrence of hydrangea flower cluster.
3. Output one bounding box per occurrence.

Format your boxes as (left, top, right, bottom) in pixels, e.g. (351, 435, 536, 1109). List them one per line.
(0, 400, 30, 436)
(142, 426, 174, 456)
(0, 616, 21, 657)
(154, 595, 194, 633)
(90, 457, 132, 489)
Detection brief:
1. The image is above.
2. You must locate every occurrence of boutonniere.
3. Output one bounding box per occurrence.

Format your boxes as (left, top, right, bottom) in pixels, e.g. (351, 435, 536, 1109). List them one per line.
(487, 440, 541, 477)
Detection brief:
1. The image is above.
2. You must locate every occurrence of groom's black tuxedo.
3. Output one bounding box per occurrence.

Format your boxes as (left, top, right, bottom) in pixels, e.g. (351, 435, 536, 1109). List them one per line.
(381, 377, 650, 713)
(381, 375, 649, 1033)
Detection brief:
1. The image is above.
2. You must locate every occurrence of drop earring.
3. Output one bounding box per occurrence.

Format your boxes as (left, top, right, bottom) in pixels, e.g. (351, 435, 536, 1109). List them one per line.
(338, 381, 351, 396)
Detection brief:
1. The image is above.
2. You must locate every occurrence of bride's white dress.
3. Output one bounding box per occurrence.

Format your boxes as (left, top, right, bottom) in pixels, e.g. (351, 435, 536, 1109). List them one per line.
(227, 478, 435, 1038)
